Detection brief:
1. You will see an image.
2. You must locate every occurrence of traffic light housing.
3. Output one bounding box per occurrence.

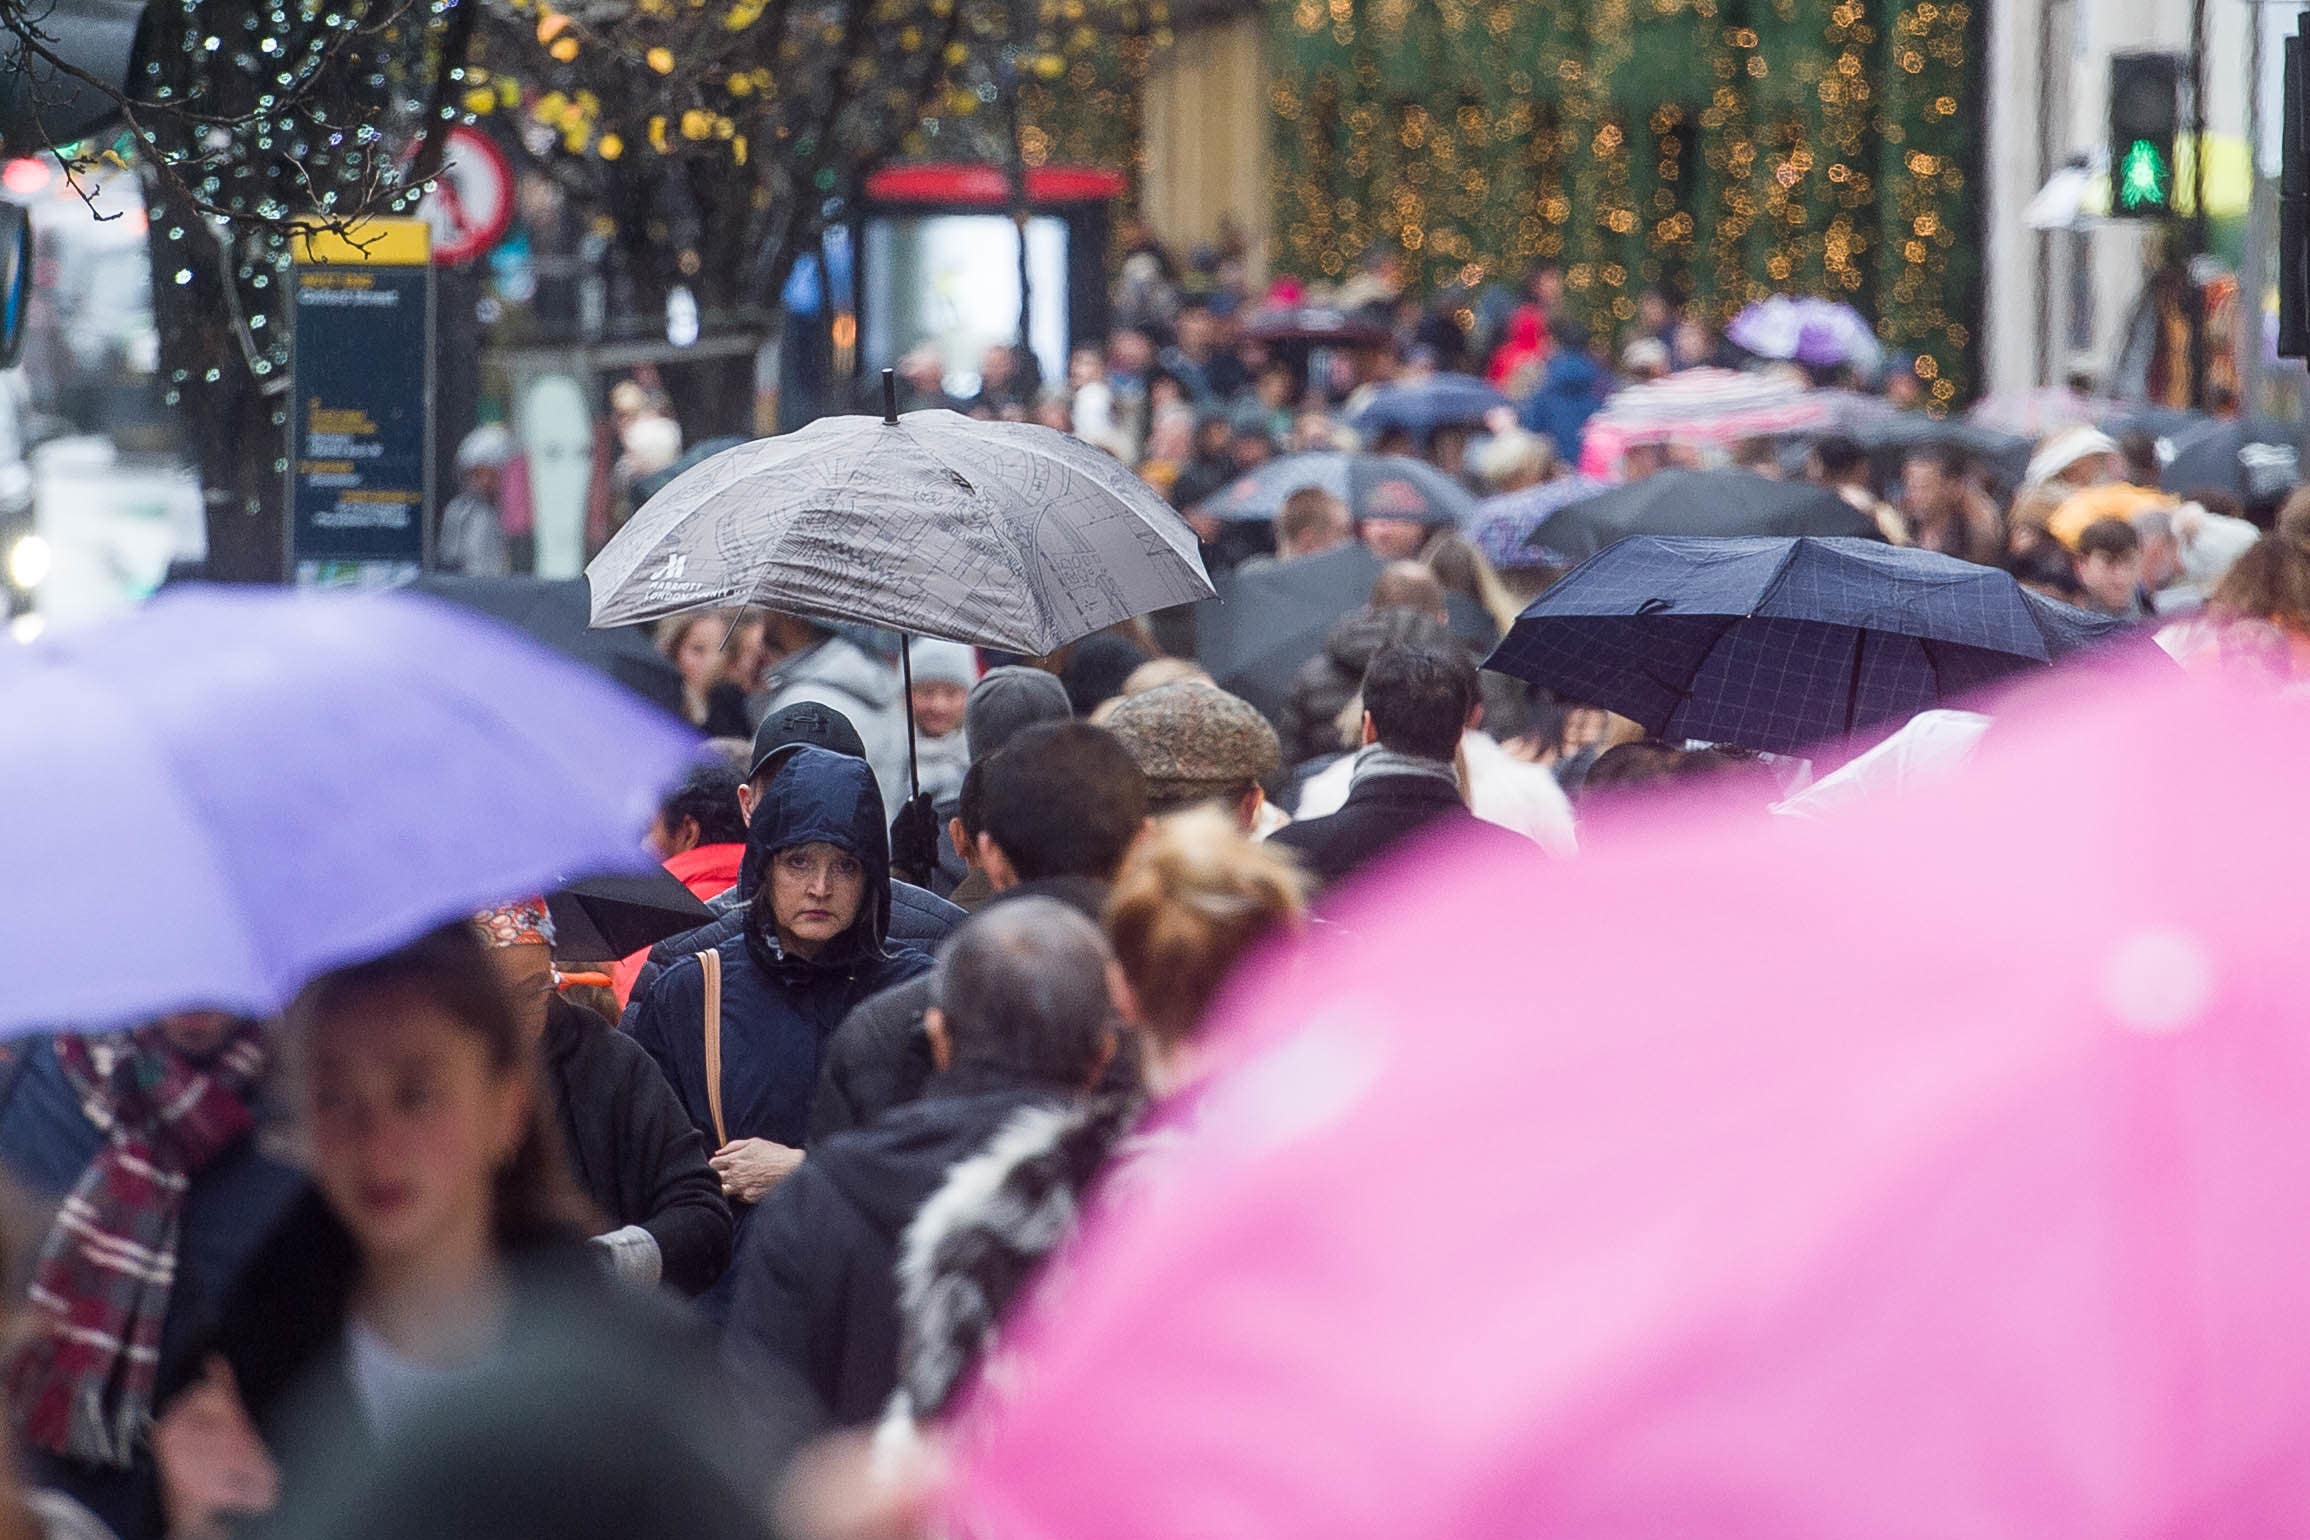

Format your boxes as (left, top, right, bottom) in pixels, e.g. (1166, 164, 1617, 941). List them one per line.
(2108, 51, 2183, 220)
(0, 0, 147, 155)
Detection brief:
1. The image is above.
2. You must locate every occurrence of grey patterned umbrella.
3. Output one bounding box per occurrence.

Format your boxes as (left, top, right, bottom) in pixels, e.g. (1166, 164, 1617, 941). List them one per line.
(586, 395, 1213, 656)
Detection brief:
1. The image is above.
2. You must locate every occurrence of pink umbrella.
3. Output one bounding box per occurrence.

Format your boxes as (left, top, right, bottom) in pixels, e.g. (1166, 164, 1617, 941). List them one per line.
(949, 656, 2310, 1540)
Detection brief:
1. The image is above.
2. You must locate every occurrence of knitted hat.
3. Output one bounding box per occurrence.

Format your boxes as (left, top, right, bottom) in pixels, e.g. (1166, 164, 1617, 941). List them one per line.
(907, 638, 978, 692)
(1102, 682, 1281, 812)
(965, 666, 1073, 761)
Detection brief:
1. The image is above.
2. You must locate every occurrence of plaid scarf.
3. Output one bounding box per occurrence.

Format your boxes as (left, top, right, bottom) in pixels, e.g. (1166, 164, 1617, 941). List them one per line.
(9, 1022, 266, 1467)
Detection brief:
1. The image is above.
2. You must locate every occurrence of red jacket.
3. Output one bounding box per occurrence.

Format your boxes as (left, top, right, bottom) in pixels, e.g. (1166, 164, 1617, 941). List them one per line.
(610, 842, 746, 1007)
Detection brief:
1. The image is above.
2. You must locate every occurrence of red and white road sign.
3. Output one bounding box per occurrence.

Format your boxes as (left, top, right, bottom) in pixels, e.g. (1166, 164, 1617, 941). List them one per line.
(419, 126, 515, 266)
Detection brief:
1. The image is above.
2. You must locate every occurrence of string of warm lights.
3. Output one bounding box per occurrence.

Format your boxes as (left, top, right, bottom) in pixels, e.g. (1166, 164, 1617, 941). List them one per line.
(1266, 0, 1981, 402)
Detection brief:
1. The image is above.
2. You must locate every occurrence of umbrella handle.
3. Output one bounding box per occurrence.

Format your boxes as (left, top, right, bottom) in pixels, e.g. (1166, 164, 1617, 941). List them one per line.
(899, 630, 921, 802)
(883, 368, 900, 427)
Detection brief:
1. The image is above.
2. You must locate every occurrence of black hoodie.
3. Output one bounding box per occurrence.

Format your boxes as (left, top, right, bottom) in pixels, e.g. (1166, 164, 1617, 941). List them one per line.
(720, 1073, 1069, 1432)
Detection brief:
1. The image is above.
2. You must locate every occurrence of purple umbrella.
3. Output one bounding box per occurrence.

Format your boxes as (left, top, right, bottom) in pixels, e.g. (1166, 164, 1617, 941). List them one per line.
(1727, 296, 1883, 371)
(1467, 476, 1616, 569)
(0, 585, 698, 1036)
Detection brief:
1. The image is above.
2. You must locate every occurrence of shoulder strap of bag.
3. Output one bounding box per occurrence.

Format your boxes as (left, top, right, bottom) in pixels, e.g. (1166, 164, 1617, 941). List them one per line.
(697, 948, 727, 1148)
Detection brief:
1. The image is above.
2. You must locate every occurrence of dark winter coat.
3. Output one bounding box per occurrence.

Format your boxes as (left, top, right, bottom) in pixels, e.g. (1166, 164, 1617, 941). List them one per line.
(1267, 768, 1511, 890)
(542, 996, 732, 1296)
(809, 878, 1120, 1143)
(0, 1037, 307, 1540)
(1518, 348, 1612, 464)
(177, 1194, 710, 1533)
(722, 1075, 1070, 1433)
(620, 803, 959, 1023)
(627, 749, 933, 1157)
(1276, 607, 1455, 768)
(887, 1093, 1145, 1434)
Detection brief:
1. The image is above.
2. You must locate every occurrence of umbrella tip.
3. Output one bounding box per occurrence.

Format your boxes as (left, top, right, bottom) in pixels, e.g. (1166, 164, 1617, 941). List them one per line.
(882, 368, 899, 426)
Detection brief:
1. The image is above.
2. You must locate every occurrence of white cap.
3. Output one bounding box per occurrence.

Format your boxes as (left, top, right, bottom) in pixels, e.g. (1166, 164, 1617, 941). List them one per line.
(454, 423, 513, 474)
(2026, 426, 2118, 487)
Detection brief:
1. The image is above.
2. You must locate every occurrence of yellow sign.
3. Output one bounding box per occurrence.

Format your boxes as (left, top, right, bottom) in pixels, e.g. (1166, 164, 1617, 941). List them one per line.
(291, 217, 431, 267)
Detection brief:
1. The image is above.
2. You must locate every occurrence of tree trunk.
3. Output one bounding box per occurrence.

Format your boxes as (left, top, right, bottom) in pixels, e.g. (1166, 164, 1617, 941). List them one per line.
(146, 183, 287, 583)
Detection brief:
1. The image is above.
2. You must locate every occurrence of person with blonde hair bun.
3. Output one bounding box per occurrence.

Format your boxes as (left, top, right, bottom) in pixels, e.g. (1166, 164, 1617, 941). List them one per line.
(879, 810, 1308, 1447)
(1103, 808, 1309, 1095)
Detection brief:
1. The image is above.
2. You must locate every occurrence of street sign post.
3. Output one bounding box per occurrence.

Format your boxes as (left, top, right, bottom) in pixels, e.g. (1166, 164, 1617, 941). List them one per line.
(418, 125, 514, 266)
(285, 218, 434, 587)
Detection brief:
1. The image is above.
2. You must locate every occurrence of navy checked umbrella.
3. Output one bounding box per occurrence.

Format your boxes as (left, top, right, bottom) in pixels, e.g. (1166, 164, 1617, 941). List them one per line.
(1484, 536, 2137, 754)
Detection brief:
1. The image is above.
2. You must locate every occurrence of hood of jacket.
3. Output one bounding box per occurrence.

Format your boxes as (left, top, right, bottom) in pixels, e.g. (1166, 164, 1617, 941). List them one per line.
(770, 633, 900, 717)
(739, 745, 893, 961)
(1540, 348, 1607, 400)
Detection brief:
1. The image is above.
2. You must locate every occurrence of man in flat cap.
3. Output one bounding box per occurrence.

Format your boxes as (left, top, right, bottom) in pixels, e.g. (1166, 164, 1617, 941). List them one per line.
(1102, 680, 1281, 834)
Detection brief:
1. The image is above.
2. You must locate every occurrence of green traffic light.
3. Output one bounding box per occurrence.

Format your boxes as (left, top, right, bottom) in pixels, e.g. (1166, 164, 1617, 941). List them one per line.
(2119, 137, 2170, 210)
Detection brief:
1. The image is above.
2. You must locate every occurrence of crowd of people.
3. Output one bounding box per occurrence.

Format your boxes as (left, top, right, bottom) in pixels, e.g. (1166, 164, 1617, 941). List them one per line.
(10, 222, 2310, 1540)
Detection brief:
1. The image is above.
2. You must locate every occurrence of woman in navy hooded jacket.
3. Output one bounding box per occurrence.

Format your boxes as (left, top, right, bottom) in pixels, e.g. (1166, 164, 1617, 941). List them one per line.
(628, 747, 932, 1292)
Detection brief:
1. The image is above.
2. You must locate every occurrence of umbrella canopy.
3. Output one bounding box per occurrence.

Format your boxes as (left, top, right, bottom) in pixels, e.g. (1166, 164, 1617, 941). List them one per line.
(2159, 419, 2301, 505)
(547, 869, 714, 961)
(585, 408, 1213, 656)
(1, 586, 696, 1035)
(1465, 476, 1615, 569)
(1347, 373, 1511, 439)
(1967, 385, 2130, 438)
(1532, 469, 1882, 562)
(631, 434, 747, 508)
(1193, 542, 1385, 724)
(1192, 452, 1477, 529)
(1846, 414, 2034, 488)
(1241, 305, 1392, 347)
(1725, 295, 1883, 370)
(1484, 535, 2135, 753)
(408, 575, 682, 715)
(1578, 367, 1837, 475)
(948, 656, 2310, 1540)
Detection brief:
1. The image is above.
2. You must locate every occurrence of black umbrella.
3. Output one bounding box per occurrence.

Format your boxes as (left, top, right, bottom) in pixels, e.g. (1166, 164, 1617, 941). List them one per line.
(2159, 420, 2301, 506)
(1533, 470, 1882, 563)
(1194, 542, 1385, 724)
(1193, 451, 1478, 528)
(1485, 536, 2138, 755)
(1835, 415, 2033, 490)
(409, 575, 682, 716)
(547, 869, 715, 961)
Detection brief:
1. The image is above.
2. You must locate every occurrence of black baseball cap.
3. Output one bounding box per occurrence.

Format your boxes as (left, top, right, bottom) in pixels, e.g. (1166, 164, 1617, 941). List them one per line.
(747, 700, 867, 783)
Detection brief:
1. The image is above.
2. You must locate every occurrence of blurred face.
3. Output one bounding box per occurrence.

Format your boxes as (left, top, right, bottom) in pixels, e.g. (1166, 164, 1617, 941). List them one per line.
(1068, 348, 1104, 389)
(304, 983, 525, 1270)
(771, 841, 866, 958)
(1902, 457, 1958, 514)
(1638, 292, 1672, 331)
(1178, 310, 1215, 355)
(1110, 331, 1153, 375)
(160, 1010, 239, 1061)
(485, 941, 556, 1043)
(674, 623, 721, 693)
(2079, 549, 2142, 612)
(912, 679, 967, 739)
(2140, 531, 2181, 591)
(982, 346, 1016, 387)
(725, 620, 768, 694)
(1362, 517, 1428, 562)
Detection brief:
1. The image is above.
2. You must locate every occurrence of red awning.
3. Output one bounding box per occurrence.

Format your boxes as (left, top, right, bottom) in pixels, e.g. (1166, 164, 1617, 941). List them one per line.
(863, 163, 1126, 208)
